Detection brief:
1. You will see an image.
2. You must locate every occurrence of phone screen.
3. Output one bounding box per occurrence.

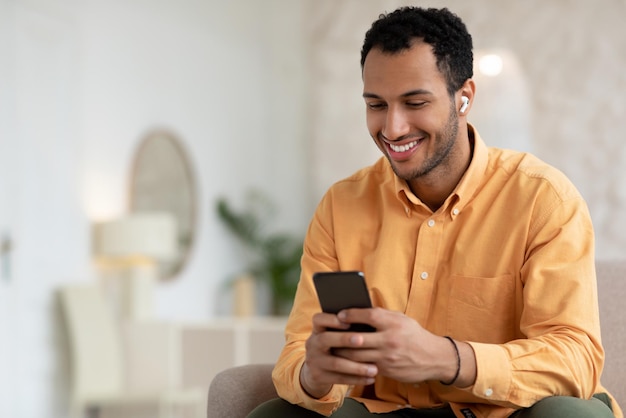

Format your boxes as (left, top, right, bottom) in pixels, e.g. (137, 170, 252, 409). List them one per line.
(313, 271, 375, 332)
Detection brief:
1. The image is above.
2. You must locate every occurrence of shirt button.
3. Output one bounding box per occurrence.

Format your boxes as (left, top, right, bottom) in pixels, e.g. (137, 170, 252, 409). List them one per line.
(485, 388, 493, 397)
(452, 208, 460, 216)
(420, 271, 428, 280)
(427, 219, 435, 227)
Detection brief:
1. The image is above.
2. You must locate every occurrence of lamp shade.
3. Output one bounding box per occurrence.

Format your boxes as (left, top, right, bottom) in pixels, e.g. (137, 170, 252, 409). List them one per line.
(94, 212, 178, 261)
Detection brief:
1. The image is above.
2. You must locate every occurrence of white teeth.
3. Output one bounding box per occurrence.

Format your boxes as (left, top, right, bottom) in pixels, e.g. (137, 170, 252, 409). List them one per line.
(389, 140, 418, 152)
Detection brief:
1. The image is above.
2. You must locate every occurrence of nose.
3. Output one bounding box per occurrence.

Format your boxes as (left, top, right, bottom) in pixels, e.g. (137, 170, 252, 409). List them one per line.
(381, 107, 410, 141)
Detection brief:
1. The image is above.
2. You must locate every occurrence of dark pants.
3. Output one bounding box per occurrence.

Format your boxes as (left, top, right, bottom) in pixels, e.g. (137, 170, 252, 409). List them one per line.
(246, 394, 614, 418)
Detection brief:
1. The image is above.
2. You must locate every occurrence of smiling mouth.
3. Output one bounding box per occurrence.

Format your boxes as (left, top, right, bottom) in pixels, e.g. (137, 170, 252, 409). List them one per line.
(388, 140, 419, 153)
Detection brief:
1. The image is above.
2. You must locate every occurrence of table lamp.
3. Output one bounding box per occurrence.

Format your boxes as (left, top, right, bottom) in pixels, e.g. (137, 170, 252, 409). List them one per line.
(93, 212, 178, 320)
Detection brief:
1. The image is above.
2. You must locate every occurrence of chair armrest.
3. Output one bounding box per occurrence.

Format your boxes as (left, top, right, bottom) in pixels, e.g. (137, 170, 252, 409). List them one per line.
(207, 364, 277, 418)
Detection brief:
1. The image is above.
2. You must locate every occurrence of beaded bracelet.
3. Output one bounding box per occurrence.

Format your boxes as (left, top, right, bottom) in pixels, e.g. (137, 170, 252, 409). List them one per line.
(440, 336, 461, 386)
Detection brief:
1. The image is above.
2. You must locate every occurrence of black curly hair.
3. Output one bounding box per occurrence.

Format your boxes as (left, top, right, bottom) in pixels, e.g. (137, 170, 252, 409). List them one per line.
(361, 7, 473, 96)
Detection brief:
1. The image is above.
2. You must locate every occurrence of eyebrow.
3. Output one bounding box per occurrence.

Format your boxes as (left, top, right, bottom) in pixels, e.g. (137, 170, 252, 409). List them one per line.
(362, 89, 433, 99)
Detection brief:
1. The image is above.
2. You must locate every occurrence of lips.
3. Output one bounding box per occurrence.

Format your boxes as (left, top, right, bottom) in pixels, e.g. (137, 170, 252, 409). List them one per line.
(385, 138, 423, 160)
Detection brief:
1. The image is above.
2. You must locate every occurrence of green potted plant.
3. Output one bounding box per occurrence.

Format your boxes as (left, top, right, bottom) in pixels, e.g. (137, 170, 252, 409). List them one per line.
(216, 190, 303, 316)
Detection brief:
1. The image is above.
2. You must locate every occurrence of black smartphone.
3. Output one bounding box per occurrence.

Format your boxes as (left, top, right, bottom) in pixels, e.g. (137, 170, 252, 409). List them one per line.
(313, 271, 376, 332)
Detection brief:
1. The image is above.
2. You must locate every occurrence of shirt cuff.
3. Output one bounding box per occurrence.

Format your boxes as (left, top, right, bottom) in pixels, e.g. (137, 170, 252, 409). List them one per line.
(292, 362, 349, 416)
(467, 342, 512, 402)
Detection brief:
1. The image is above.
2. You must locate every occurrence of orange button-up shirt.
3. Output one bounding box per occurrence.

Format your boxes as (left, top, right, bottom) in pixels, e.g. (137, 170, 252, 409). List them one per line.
(272, 127, 621, 418)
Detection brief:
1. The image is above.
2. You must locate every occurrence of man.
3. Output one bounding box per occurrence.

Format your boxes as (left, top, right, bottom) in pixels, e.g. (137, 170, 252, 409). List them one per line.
(248, 6, 621, 418)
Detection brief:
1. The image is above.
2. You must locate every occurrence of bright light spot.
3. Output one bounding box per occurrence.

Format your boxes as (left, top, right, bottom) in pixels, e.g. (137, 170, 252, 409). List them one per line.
(82, 170, 125, 221)
(478, 54, 503, 77)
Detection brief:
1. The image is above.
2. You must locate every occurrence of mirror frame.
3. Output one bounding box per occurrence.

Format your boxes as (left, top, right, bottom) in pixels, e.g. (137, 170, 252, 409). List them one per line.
(128, 129, 197, 281)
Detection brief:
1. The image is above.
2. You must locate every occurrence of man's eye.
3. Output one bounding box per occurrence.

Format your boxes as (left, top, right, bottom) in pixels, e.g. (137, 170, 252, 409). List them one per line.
(407, 102, 426, 108)
(367, 102, 386, 110)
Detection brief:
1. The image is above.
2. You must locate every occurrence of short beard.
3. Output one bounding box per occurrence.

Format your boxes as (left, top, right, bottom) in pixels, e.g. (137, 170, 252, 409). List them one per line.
(391, 103, 459, 181)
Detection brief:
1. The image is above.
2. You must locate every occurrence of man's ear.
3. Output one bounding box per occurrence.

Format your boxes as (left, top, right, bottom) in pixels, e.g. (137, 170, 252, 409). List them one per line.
(457, 79, 475, 115)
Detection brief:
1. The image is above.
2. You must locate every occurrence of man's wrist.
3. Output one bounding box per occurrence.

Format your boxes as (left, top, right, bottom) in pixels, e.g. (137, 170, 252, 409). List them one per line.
(440, 336, 461, 385)
(299, 363, 333, 399)
(454, 341, 478, 388)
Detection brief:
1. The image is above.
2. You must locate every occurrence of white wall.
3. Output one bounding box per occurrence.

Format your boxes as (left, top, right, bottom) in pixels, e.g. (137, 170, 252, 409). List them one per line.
(1, 2, 88, 417)
(1, 1, 310, 417)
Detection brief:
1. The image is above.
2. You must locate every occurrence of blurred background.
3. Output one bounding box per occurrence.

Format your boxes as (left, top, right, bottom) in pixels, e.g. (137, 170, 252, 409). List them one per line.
(1, 0, 625, 417)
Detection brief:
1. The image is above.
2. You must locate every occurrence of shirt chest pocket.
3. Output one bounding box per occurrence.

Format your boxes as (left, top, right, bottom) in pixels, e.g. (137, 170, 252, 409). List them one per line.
(446, 274, 517, 343)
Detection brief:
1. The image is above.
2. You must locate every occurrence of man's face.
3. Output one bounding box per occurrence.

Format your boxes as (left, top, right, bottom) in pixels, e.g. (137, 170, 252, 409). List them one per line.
(362, 42, 461, 183)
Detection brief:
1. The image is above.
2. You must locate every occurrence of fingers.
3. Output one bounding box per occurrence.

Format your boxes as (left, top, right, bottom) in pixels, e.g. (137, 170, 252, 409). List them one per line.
(314, 307, 389, 334)
(332, 346, 377, 363)
(302, 307, 410, 396)
(303, 314, 379, 396)
(303, 352, 378, 387)
(309, 308, 443, 386)
(337, 307, 390, 331)
(307, 323, 371, 357)
(311, 312, 350, 333)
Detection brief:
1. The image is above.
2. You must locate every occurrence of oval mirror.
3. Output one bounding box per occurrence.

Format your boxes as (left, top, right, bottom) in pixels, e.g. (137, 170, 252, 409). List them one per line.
(129, 130, 197, 280)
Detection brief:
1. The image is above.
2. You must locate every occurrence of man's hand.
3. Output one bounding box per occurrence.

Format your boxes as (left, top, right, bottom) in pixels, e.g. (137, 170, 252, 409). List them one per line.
(332, 308, 456, 383)
(299, 311, 378, 398)
(300, 307, 477, 398)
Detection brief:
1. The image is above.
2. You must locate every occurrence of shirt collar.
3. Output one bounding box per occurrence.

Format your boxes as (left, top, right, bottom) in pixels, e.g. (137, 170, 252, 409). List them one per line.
(452, 123, 488, 207)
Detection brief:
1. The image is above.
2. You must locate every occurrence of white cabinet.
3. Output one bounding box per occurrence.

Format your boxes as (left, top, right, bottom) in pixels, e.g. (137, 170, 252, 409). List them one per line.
(179, 317, 287, 388)
(121, 317, 287, 392)
(101, 317, 287, 418)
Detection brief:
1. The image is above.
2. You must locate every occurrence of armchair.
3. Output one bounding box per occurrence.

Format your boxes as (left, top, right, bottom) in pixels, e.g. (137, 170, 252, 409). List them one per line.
(207, 364, 275, 418)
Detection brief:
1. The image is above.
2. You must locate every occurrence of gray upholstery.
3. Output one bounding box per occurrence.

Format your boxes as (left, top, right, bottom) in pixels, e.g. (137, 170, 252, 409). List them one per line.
(596, 260, 626, 405)
(207, 260, 626, 418)
(207, 363, 276, 418)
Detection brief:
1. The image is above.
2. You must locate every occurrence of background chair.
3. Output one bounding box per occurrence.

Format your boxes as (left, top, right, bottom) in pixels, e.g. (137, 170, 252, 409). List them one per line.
(59, 283, 205, 418)
(206, 259, 626, 418)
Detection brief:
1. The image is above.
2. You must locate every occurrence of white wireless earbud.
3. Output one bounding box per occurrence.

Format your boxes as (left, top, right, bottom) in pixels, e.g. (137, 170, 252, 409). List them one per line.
(460, 96, 469, 113)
